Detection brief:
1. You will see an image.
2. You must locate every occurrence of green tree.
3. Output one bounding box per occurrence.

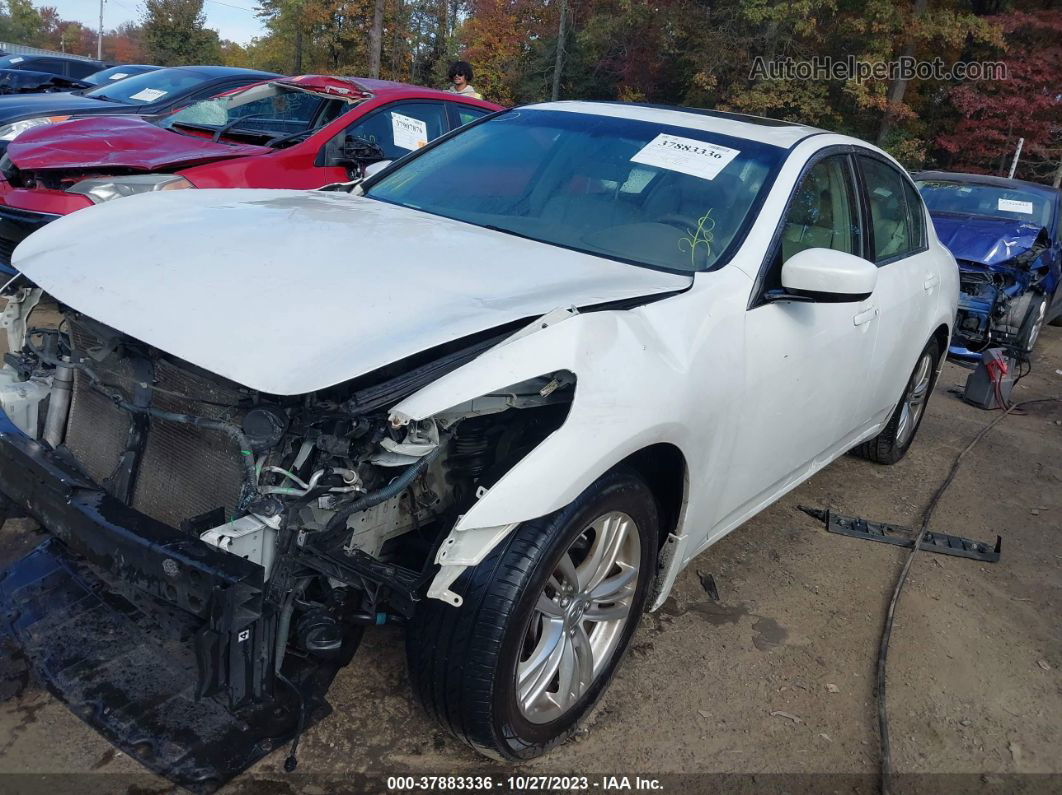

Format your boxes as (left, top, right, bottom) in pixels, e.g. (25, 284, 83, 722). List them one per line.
(0, 0, 44, 44)
(141, 0, 222, 65)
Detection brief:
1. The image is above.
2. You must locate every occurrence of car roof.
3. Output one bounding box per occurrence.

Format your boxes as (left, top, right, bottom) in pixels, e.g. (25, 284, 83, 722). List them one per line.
(164, 65, 280, 79)
(520, 100, 826, 148)
(913, 170, 1062, 196)
(276, 75, 489, 102)
(11, 54, 102, 65)
(355, 77, 475, 99)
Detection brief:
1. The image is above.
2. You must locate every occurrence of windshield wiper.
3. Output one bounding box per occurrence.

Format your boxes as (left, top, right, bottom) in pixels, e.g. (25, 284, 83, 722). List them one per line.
(211, 113, 267, 142)
(264, 128, 314, 147)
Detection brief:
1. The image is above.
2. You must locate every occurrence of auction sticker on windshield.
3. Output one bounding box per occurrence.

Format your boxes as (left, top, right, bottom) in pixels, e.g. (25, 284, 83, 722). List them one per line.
(998, 198, 1034, 214)
(130, 88, 168, 102)
(109, 72, 128, 80)
(631, 134, 740, 181)
(392, 112, 428, 151)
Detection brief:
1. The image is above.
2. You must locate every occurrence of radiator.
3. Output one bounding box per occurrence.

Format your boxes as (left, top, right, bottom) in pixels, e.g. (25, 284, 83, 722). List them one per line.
(64, 317, 247, 530)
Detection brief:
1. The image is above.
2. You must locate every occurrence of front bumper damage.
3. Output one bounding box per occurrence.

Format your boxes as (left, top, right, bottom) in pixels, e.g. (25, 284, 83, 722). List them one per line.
(0, 411, 353, 790)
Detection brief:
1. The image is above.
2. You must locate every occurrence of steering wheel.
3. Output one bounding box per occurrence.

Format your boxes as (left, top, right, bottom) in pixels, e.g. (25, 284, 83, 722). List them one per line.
(655, 212, 701, 231)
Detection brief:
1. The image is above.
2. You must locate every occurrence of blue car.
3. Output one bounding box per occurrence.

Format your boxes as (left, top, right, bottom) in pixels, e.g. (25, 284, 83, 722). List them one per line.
(914, 171, 1062, 359)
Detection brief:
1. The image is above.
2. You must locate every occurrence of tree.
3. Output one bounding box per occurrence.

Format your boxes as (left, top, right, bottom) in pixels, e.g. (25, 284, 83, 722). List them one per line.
(368, 0, 385, 77)
(936, 10, 1062, 181)
(141, 0, 221, 66)
(0, 0, 43, 44)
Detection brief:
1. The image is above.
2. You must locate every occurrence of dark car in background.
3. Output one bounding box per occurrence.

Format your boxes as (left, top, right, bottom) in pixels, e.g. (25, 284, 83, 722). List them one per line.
(0, 53, 106, 94)
(0, 65, 279, 152)
(914, 171, 1062, 358)
(80, 64, 160, 87)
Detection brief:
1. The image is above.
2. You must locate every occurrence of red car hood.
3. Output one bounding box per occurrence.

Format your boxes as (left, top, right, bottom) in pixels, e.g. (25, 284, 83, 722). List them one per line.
(7, 116, 271, 172)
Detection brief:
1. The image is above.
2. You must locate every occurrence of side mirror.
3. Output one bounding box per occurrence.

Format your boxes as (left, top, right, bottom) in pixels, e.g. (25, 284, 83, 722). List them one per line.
(328, 134, 386, 169)
(778, 248, 877, 302)
(362, 159, 392, 179)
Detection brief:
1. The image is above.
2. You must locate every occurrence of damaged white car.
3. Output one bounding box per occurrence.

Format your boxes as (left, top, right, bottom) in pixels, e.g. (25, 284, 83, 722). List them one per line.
(0, 102, 958, 787)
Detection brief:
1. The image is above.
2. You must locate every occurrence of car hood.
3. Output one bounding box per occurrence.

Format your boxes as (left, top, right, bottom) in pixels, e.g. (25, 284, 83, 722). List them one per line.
(8, 116, 271, 171)
(13, 189, 691, 395)
(929, 211, 1048, 268)
(0, 69, 88, 94)
(0, 91, 128, 123)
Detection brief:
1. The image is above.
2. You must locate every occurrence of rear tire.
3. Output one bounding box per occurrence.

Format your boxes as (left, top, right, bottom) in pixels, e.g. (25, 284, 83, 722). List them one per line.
(853, 336, 941, 465)
(406, 468, 658, 761)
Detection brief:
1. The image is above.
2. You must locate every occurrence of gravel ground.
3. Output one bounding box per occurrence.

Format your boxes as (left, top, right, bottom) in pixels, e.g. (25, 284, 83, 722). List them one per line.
(1, 315, 1059, 794)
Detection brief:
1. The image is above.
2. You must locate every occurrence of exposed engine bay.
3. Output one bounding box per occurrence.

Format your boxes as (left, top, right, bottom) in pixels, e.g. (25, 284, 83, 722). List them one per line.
(0, 290, 574, 786)
(951, 226, 1053, 356)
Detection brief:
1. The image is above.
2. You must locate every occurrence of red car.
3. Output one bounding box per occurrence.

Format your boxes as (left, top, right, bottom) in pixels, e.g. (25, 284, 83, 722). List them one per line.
(0, 76, 500, 266)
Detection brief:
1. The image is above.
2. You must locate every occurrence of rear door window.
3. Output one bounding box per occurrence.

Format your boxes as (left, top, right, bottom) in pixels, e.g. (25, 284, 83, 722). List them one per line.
(448, 104, 491, 130)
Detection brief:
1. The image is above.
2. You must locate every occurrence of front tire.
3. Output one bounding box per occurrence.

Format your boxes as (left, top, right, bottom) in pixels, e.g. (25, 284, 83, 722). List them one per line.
(406, 468, 658, 761)
(1018, 295, 1049, 352)
(853, 336, 941, 465)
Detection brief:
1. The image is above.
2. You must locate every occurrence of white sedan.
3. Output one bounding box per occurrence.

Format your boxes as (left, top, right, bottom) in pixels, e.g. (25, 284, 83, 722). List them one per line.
(3, 101, 957, 774)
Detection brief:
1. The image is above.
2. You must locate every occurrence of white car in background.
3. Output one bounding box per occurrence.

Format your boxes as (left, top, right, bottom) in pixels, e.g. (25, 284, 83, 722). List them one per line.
(0, 101, 957, 781)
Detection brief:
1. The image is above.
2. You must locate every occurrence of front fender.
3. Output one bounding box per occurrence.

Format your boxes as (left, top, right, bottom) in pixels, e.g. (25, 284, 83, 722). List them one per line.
(389, 306, 694, 605)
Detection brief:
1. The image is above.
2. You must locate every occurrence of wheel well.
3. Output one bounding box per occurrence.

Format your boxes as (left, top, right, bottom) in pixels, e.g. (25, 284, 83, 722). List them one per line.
(617, 443, 687, 548)
(931, 323, 950, 355)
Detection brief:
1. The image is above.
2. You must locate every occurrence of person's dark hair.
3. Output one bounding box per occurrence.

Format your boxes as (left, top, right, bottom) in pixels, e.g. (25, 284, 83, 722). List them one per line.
(448, 60, 473, 83)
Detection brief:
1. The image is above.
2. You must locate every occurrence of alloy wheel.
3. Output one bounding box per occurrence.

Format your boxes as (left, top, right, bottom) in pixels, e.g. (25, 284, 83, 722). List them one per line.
(516, 511, 641, 724)
(896, 351, 933, 448)
(1026, 299, 1047, 352)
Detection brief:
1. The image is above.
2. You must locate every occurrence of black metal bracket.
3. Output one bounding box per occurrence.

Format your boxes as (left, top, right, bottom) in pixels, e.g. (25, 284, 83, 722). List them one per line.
(798, 506, 1001, 563)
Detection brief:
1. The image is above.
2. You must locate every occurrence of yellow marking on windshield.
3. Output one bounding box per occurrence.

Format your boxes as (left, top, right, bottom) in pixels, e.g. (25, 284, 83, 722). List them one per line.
(679, 209, 716, 269)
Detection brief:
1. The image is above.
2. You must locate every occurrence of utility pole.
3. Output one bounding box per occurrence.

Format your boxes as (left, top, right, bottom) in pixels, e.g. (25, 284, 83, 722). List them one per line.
(97, 0, 105, 60)
(1008, 137, 1024, 179)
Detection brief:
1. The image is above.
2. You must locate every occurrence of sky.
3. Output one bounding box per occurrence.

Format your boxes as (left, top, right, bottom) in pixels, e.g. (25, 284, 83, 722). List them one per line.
(46, 0, 267, 45)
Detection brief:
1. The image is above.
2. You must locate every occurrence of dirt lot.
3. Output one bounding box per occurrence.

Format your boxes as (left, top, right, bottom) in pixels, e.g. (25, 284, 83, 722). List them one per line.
(0, 318, 1060, 793)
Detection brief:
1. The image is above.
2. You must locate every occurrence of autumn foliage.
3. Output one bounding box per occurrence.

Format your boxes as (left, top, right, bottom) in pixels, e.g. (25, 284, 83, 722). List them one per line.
(0, 0, 1058, 182)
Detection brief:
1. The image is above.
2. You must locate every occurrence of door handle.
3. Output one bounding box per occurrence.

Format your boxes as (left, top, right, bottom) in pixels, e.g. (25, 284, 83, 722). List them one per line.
(923, 273, 940, 290)
(853, 306, 878, 326)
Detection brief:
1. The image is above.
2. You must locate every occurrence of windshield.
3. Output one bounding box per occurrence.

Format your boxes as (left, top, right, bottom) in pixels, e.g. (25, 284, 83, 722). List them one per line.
(83, 65, 153, 86)
(0, 55, 37, 68)
(84, 69, 203, 104)
(366, 109, 785, 272)
(916, 179, 1055, 229)
(160, 82, 348, 144)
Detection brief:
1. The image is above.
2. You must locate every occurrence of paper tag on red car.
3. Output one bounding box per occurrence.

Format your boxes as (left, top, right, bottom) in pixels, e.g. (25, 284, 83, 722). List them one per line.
(392, 112, 428, 151)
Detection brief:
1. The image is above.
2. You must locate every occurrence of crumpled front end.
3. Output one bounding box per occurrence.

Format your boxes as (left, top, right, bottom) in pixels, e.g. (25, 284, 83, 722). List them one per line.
(952, 259, 1039, 356)
(0, 69, 90, 95)
(0, 294, 579, 789)
(939, 220, 1057, 359)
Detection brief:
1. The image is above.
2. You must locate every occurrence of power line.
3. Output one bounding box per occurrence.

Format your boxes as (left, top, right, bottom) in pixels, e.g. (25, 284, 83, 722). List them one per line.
(203, 0, 260, 13)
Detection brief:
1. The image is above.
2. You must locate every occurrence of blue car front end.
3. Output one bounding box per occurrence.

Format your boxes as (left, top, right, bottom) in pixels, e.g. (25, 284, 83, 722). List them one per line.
(929, 213, 1060, 358)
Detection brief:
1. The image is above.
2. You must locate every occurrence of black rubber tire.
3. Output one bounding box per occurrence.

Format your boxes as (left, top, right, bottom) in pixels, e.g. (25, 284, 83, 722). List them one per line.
(406, 468, 658, 761)
(853, 336, 941, 465)
(1017, 294, 1050, 350)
